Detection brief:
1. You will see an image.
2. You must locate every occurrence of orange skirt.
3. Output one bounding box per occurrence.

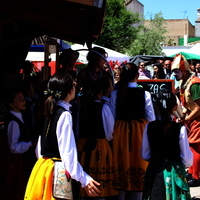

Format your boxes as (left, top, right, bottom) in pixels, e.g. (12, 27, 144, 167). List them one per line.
(112, 119, 148, 191)
(77, 138, 119, 197)
(24, 157, 55, 200)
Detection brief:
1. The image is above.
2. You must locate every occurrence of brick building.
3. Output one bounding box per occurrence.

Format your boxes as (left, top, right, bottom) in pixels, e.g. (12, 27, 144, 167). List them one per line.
(144, 19, 195, 45)
(126, 1, 198, 46)
(163, 19, 195, 45)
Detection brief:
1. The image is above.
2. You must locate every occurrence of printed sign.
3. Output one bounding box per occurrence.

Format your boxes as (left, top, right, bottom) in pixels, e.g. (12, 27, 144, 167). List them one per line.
(137, 79, 175, 95)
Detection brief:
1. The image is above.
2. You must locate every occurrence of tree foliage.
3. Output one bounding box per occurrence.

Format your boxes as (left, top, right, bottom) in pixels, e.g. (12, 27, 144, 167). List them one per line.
(125, 12, 167, 56)
(95, 0, 142, 53)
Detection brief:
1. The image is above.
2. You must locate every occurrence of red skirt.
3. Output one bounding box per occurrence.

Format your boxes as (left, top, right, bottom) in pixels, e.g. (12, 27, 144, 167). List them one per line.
(187, 115, 200, 144)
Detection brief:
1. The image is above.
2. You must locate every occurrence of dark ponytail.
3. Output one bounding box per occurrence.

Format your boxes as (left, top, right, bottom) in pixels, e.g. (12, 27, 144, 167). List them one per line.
(117, 63, 139, 103)
(43, 72, 73, 118)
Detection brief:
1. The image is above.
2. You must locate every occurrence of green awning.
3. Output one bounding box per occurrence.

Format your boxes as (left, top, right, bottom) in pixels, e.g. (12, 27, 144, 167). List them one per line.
(169, 52, 200, 60)
(178, 38, 200, 45)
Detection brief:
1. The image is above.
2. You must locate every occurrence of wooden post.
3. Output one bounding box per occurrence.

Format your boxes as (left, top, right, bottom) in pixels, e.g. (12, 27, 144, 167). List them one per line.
(42, 41, 51, 81)
(0, 26, 3, 103)
(56, 39, 60, 73)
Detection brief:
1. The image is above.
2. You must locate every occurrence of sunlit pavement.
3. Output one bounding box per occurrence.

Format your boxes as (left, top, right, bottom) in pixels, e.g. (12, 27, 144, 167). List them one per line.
(190, 187, 200, 199)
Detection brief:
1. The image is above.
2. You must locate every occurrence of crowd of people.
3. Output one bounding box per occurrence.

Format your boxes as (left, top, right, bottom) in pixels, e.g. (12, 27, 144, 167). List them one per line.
(1, 47, 200, 200)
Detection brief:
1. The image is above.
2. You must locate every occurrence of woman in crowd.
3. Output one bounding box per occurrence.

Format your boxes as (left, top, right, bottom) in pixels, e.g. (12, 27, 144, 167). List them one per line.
(76, 46, 113, 97)
(152, 63, 165, 79)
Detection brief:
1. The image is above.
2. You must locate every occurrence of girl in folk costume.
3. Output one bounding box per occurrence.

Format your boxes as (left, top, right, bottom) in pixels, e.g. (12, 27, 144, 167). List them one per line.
(77, 80, 119, 199)
(142, 91, 193, 200)
(171, 54, 200, 187)
(109, 63, 155, 200)
(24, 72, 100, 200)
(1, 89, 37, 200)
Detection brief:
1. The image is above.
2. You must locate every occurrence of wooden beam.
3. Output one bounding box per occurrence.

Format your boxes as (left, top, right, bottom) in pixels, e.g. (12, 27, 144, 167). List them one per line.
(65, 0, 103, 7)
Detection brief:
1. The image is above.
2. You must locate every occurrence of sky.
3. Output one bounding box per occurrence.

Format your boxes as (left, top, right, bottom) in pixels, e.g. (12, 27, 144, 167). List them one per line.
(139, 0, 199, 26)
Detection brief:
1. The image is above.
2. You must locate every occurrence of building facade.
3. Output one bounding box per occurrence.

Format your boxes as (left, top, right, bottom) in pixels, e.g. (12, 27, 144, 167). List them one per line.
(144, 19, 195, 45)
(125, 0, 143, 16)
(164, 19, 195, 45)
(195, 8, 200, 37)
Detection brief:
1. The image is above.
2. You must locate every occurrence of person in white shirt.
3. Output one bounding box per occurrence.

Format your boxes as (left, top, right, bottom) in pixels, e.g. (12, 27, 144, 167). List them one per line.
(24, 72, 100, 200)
(2, 89, 36, 200)
(109, 63, 155, 200)
(77, 79, 118, 198)
(141, 91, 192, 200)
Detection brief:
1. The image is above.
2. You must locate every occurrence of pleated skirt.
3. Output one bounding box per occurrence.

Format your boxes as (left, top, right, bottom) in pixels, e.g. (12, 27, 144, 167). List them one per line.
(77, 138, 119, 197)
(24, 157, 55, 200)
(112, 119, 148, 191)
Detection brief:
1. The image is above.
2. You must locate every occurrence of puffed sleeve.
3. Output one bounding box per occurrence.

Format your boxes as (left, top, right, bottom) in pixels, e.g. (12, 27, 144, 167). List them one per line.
(7, 121, 32, 154)
(144, 91, 155, 122)
(102, 104, 114, 141)
(56, 111, 93, 187)
(109, 90, 117, 119)
(141, 123, 151, 161)
(179, 125, 193, 168)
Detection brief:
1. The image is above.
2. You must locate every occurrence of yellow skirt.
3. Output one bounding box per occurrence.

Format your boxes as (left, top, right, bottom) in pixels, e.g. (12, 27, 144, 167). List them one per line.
(112, 119, 148, 191)
(24, 157, 55, 200)
(77, 138, 119, 197)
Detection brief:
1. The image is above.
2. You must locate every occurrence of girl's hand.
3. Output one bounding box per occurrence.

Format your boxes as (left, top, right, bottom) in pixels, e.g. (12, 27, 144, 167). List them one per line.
(84, 180, 100, 197)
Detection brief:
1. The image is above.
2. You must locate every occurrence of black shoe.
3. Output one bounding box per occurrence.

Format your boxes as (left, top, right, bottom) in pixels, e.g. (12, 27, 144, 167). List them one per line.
(186, 172, 192, 179)
(188, 177, 200, 187)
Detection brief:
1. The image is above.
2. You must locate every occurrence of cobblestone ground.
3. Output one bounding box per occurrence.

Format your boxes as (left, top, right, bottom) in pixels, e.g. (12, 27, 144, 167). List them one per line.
(190, 187, 200, 199)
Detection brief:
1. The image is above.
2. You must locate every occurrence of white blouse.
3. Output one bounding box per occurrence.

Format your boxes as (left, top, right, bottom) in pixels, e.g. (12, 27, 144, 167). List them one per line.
(109, 82, 155, 122)
(37, 100, 93, 188)
(141, 123, 193, 168)
(101, 99, 114, 141)
(7, 110, 32, 154)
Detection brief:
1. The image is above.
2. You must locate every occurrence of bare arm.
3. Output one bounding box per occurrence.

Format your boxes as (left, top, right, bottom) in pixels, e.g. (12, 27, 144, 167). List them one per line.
(184, 98, 200, 123)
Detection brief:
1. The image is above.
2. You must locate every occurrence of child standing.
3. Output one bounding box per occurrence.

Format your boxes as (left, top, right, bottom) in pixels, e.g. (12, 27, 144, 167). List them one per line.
(1, 89, 36, 200)
(142, 91, 193, 200)
(24, 72, 100, 200)
(109, 63, 155, 200)
(77, 80, 118, 199)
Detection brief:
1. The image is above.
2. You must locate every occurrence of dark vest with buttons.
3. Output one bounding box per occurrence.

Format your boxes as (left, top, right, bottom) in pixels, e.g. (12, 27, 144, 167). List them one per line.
(4, 113, 31, 142)
(41, 106, 67, 158)
(116, 87, 145, 121)
(147, 120, 181, 163)
(79, 101, 105, 139)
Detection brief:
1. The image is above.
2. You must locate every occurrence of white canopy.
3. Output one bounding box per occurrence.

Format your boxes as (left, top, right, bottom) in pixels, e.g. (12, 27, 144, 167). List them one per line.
(26, 43, 130, 63)
(71, 44, 130, 63)
(188, 43, 200, 55)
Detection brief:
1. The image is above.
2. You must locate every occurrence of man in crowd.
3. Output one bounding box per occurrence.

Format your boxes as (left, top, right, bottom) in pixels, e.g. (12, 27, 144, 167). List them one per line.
(195, 62, 200, 78)
(163, 60, 172, 79)
(171, 54, 200, 187)
(138, 62, 151, 79)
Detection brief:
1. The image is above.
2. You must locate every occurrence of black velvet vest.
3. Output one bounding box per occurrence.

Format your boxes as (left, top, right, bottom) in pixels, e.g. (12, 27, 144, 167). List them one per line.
(41, 106, 67, 158)
(4, 113, 31, 142)
(79, 101, 105, 139)
(116, 87, 145, 121)
(147, 120, 181, 163)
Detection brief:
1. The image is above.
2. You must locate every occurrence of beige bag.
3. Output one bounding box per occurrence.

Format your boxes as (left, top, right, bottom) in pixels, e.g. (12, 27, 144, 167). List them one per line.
(53, 161, 73, 200)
